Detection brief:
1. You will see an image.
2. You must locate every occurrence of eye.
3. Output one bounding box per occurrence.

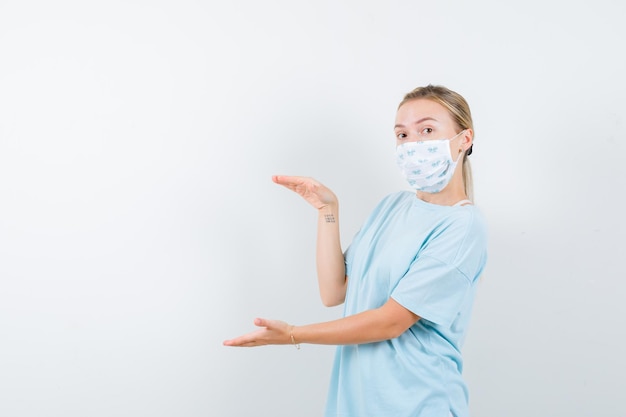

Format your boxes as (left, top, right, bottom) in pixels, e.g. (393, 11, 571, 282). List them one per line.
(396, 132, 408, 140)
(421, 127, 433, 135)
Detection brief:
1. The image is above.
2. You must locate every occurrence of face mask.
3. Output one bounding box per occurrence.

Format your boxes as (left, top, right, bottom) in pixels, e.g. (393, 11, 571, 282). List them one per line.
(395, 130, 465, 193)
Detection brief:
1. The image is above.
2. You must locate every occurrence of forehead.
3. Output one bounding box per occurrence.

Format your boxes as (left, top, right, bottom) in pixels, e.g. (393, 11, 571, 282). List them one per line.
(395, 99, 453, 125)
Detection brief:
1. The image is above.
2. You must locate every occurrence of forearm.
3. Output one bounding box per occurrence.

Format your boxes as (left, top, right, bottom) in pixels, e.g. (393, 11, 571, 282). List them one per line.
(292, 298, 419, 346)
(316, 203, 347, 306)
(222, 299, 420, 348)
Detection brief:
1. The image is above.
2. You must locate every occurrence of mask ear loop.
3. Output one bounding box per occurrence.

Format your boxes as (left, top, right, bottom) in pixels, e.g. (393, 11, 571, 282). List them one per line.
(450, 129, 467, 162)
(453, 129, 473, 157)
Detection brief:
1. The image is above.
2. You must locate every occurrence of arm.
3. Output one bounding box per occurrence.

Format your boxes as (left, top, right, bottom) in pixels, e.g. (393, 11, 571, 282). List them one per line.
(222, 297, 419, 347)
(316, 202, 347, 306)
(273, 175, 347, 307)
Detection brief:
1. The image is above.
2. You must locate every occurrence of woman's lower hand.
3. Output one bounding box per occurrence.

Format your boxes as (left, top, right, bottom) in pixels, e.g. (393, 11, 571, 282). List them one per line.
(223, 318, 292, 347)
(272, 175, 338, 210)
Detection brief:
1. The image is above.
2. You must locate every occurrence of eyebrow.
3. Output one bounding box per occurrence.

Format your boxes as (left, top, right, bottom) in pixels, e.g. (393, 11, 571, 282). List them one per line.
(394, 117, 438, 129)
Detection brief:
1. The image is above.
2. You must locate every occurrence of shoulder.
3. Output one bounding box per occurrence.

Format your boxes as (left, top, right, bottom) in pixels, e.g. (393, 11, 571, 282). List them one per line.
(446, 205, 487, 235)
(425, 206, 488, 277)
(430, 205, 487, 248)
(460, 206, 488, 243)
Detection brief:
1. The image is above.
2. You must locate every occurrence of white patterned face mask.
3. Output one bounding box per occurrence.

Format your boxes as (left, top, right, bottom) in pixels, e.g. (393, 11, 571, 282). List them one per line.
(395, 130, 465, 193)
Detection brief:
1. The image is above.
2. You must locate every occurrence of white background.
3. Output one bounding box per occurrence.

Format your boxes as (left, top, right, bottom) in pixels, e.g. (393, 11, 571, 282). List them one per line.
(1, 1, 624, 416)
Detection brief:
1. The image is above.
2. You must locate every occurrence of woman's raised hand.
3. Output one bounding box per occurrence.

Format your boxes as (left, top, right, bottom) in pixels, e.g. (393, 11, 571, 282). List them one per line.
(272, 175, 338, 210)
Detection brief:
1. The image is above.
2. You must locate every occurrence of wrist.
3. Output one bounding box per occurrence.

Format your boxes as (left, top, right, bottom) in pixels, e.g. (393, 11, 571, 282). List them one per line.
(318, 204, 338, 223)
(289, 325, 300, 349)
(318, 201, 338, 213)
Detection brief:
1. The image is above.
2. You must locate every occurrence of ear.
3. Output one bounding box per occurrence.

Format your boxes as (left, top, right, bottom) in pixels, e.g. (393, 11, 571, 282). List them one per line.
(461, 129, 473, 155)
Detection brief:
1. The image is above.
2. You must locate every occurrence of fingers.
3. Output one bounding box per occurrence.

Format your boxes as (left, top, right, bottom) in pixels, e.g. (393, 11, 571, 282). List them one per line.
(222, 318, 268, 347)
(223, 339, 259, 347)
(273, 175, 318, 188)
(223, 329, 264, 347)
(223, 318, 289, 347)
(272, 175, 323, 199)
(272, 175, 303, 184)
(272, 175, 293, 186)
(222, 337, 259, 347)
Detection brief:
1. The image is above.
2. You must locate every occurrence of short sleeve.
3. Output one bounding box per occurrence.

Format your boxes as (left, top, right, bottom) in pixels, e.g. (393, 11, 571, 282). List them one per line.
(391, 255, 470, 327)
(390, 208, 487, 328)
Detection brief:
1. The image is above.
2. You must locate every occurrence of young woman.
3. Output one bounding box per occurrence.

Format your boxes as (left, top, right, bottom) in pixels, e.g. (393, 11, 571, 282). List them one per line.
(224, 85, 488, 417)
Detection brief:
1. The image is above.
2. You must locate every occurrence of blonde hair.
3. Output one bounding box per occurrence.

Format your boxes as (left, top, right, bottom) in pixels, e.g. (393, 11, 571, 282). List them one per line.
(399, 85, 475, 200)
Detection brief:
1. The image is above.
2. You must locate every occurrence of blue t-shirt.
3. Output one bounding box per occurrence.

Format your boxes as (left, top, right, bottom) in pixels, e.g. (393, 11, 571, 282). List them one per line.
(324, 191, 488, 417)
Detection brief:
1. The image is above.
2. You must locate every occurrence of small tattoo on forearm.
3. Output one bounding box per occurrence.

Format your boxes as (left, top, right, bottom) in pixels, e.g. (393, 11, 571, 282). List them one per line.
(324, 214, 336, 223)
